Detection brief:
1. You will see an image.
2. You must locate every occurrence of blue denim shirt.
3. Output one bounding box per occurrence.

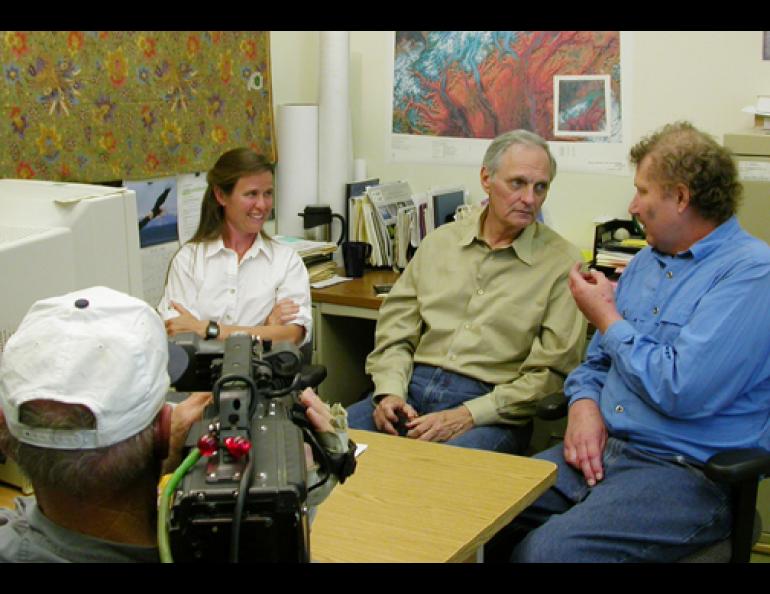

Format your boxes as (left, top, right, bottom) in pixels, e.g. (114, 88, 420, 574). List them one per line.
(565, 217, 770, 464)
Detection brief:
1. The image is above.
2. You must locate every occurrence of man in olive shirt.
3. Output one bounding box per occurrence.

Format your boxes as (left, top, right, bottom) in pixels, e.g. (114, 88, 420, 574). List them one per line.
(346, 130, 586, 454)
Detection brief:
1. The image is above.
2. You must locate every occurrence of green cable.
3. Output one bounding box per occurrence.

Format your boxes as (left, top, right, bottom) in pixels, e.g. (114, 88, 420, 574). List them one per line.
(158, 448, 202, 563)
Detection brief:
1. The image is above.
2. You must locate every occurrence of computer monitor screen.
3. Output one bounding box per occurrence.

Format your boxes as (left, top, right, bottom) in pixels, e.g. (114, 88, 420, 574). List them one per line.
(432, 188, 466, 228)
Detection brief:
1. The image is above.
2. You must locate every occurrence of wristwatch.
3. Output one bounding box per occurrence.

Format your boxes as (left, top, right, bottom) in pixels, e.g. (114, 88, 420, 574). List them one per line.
(205, 320, 220, 340)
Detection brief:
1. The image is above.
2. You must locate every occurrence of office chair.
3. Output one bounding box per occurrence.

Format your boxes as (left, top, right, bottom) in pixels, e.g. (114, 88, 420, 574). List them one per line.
(535, 392, 770, 563)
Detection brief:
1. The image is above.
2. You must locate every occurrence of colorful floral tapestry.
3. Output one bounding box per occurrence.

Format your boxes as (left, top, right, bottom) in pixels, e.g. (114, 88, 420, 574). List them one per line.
(1, 31, 274, 182)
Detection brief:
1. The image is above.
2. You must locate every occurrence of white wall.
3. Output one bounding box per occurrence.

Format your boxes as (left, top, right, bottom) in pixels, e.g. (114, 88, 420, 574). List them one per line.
(271, 31, 770, 251)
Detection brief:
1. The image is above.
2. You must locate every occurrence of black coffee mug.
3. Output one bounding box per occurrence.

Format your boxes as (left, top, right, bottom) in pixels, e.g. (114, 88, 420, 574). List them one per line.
(342, 241, 372, 277)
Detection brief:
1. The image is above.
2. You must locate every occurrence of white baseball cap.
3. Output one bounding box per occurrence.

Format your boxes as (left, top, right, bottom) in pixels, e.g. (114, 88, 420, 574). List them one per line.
(0, 286, 171, 449)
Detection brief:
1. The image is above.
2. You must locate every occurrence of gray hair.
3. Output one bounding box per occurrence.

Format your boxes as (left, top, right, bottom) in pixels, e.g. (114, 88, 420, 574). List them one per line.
(482, 129, 557, 181)
(0, 400, 158, 497)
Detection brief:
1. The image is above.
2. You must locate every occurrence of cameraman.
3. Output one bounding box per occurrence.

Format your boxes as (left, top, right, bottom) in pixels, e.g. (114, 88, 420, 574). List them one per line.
(0, 286, 343, 563)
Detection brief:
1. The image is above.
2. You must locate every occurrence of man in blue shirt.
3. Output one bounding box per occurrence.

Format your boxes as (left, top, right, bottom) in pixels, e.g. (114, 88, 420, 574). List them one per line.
(508, 121, 770, 562)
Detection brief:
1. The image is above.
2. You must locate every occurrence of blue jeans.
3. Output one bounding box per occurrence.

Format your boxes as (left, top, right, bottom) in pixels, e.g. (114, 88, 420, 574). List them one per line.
(346, 364, 532, 455)
(508, 437, 732, 562)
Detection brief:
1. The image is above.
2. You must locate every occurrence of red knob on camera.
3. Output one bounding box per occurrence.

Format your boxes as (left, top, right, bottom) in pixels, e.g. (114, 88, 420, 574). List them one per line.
(224, 436, 252, 459)
(197, 434, 219, 457)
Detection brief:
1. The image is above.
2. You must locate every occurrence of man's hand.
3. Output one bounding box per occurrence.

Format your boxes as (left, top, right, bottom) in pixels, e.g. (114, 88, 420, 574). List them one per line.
(373, 394, 418, 436)
(563, 398, 608, 487)
(298, 388, 336, 468)
(266, 298, 300, 326)
(298, 387, 334, 434)
(165, 302, 207, 338)
(407, 406, 474, 443)
(163, 392, 213, 474)
(567, 262, 622, 334)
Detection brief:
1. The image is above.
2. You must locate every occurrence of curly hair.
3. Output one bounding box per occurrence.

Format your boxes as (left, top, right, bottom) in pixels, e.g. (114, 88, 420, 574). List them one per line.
(629, 121, 742, 224)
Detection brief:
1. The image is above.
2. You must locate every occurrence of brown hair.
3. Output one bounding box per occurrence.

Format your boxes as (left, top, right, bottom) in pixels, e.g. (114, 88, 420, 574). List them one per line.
(629, 121, 742, 224)
(190, 147, 275, 243)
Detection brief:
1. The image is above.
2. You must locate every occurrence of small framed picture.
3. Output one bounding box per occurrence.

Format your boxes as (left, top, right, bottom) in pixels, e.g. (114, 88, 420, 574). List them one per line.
(553, 75, 612, 138)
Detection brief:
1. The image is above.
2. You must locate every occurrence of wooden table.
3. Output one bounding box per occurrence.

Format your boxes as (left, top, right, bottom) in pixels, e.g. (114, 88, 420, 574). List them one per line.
(311, 428, 557, 563)
(0, 429, 557, 563)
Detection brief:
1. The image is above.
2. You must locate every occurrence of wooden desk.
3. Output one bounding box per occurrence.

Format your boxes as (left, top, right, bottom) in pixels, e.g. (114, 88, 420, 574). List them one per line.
(311, 268, 399, 313)
(310, 269, 400, 406)
(311, 428, 557, 563)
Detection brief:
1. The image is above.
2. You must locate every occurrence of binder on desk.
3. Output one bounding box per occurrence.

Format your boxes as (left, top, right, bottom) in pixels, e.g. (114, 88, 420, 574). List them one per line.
(395, 204, 417, 269)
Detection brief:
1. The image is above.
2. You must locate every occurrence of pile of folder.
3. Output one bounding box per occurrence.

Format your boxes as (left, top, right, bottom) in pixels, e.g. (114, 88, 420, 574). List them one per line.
(273, 235, 338, 282)
(347, 180, 467, 269)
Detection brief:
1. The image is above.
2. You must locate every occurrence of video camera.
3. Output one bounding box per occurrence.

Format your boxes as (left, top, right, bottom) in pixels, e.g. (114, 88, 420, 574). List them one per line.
(162, 333, 356, 563)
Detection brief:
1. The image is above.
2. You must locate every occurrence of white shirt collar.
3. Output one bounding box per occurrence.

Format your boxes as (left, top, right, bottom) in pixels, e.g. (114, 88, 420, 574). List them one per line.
(203, 233, 274, 262)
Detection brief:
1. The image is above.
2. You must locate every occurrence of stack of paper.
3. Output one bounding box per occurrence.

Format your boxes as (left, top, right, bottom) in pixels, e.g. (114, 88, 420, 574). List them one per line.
(273, 235, 337, 258)
(306, 259, 338, 283)
(595, 249, 636, 268)
(273, 235, 338, 281)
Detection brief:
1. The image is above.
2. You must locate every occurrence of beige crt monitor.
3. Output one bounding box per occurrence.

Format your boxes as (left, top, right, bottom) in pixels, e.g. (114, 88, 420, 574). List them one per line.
(0, 179, 143, 492)
(723, 130, 770, 246)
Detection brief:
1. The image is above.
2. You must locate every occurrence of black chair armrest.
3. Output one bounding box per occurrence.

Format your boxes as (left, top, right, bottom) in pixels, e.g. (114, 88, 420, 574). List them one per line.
(704, 448, 770, 484)
(703, 447, 770, 563)
(536, 391, 569, 421)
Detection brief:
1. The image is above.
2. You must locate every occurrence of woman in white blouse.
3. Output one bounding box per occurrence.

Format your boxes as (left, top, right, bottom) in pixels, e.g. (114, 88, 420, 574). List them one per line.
(158, 148, 311, 345)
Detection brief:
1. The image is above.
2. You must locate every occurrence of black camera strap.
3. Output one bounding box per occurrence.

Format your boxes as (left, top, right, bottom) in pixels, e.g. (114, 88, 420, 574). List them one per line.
(301, 426, 358, 488)
(324, 439, 358, 484)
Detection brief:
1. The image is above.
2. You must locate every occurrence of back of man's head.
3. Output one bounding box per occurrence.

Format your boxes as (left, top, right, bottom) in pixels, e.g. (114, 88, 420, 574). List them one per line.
(0, 286, 171, 496)
(629, 121, 742, 224)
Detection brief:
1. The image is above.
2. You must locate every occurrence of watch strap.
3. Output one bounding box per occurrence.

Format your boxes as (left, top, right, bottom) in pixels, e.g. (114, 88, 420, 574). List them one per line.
(205, 320, 220, 340)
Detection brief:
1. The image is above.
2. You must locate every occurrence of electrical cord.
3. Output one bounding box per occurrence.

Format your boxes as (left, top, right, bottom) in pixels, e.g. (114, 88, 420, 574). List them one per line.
(212, 372, 259, 418)
(158, 447, 202, 563)
(229, 448, 255, 563)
